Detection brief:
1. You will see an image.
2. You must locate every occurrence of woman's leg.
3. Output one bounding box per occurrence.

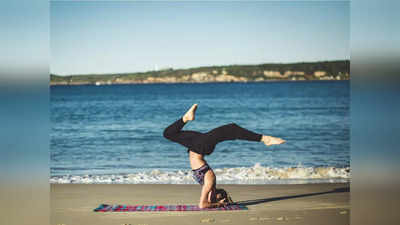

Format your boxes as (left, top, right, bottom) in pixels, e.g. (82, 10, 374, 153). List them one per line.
(207, 123, 286, 146)
(164, 104, 284, 148)
(163, 104, 204, 148)
(206, 123, 262, 143)
(163, 118, 185, 140)
(163, 118, 206, 148)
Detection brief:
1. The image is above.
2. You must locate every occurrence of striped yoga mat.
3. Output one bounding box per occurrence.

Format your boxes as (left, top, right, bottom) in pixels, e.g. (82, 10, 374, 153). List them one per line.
(94, 204, 247, 212)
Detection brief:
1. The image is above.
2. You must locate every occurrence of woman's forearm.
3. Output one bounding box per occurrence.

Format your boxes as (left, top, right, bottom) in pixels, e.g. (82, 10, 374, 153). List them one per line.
(199, 201, 225, 209)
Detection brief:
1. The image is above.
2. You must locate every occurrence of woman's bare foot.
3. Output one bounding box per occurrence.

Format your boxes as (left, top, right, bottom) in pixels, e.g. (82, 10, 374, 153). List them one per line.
(261, 135, 285, 146)
(183, 104, 198, 123)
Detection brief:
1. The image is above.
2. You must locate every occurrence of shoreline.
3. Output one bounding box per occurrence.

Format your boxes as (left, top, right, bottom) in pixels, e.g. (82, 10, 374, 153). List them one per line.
(51, 183, 349, 225)
(50, 79, 349, 86)
(49, 180, 351, 185)
(49, 165, 351, 184)
(50, 60, 350, 86)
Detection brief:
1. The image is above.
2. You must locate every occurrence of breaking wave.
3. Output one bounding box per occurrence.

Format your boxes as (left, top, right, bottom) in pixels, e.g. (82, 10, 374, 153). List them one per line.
(50, 163, 350, 184)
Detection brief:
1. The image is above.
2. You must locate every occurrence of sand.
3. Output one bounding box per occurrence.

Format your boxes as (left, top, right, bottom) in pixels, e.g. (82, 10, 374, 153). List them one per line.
(51, 183, 349, 225)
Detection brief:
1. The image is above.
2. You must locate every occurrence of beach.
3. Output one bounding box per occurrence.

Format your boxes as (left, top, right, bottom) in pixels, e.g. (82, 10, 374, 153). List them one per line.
(51, 182, 349, 225)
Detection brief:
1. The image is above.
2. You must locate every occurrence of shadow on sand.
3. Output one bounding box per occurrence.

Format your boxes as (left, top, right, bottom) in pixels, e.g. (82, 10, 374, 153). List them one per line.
(235, 187, 349, 206)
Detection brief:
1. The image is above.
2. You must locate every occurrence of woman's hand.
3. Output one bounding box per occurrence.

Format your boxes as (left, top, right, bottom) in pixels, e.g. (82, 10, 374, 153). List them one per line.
(199, 199, 228, 209)
(218, 198, 228, 207)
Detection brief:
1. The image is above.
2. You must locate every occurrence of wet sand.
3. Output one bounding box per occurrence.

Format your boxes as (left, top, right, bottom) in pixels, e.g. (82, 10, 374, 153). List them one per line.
(51, 183, 349, 225)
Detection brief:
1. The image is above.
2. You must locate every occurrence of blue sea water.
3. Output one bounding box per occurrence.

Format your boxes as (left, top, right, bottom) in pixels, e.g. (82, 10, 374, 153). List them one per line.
(50, 81, 350, 184)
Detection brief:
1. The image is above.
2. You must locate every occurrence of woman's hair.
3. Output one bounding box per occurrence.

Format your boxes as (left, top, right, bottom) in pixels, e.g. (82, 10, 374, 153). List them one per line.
(215, 188, 234, 204)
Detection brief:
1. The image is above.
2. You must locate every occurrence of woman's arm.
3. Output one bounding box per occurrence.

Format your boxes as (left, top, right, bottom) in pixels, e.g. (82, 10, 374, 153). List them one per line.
(198, 170, 227, 208)
(200, 199, 227, 208)
(199, 187, 226, 208)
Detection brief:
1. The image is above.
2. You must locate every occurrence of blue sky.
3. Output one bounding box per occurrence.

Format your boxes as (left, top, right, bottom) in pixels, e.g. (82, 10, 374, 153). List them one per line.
(51, 1, 349, 75)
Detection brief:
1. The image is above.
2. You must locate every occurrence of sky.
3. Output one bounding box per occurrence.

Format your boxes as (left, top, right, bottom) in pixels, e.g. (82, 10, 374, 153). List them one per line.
(50, 1, 349, 75)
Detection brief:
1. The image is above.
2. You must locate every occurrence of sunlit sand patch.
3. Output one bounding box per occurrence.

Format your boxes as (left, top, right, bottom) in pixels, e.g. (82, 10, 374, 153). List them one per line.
(200, 218, 215, 223)
(276, 216, 290, 221)
(306, 205, 350, 210)
(66, 206, 95, 212)
(121, 223, 148, 225)
(121, 224, 148, 225)
(259, 217, 272, 221)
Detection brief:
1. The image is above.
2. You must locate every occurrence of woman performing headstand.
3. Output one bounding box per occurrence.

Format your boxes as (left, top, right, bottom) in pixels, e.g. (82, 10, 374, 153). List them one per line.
(163, 104, 285, 208)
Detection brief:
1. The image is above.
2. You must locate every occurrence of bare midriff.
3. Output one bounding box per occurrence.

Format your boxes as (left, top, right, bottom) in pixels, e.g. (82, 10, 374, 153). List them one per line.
(189, 150, 207, 170)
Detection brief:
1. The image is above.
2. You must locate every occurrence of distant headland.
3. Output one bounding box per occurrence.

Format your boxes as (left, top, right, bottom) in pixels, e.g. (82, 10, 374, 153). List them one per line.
(50, 60, 349, 86)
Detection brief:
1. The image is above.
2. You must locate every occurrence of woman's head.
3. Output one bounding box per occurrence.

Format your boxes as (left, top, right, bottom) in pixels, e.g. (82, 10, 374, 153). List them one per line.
(215, 188, 233, 204)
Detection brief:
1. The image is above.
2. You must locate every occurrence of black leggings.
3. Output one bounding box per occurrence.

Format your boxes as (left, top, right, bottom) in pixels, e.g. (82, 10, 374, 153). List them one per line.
(163, 118, 262, 155)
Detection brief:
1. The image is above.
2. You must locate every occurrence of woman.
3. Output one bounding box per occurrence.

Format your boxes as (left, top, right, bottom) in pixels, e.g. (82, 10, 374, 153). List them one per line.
(163, 104, 285, 208)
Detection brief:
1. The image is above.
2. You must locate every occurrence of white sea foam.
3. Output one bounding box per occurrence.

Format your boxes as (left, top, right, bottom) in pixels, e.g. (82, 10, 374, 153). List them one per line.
(50, 163, 350, 184)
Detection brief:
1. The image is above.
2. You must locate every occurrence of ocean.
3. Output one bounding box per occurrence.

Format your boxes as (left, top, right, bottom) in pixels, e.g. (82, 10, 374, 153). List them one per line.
(50, 81, 350, 184)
